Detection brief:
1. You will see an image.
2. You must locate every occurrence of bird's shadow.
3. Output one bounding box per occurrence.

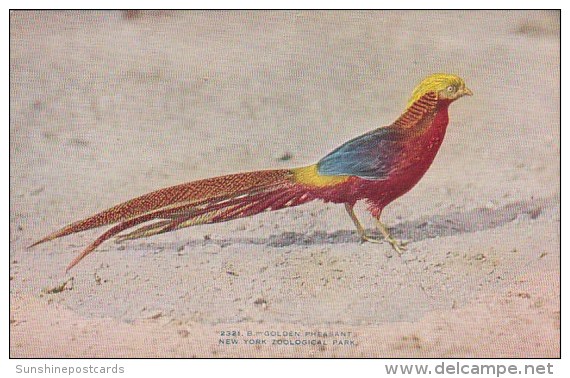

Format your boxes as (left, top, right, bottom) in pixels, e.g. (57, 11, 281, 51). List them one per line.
(174, 196, 558, 249)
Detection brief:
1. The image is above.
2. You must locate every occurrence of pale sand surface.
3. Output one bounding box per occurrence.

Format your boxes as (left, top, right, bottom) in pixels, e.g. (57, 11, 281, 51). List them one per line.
(10, 10, 559, 357)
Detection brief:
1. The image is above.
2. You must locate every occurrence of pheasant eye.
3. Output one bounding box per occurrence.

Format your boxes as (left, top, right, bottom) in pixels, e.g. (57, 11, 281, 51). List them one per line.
(446, 85, 455, 92)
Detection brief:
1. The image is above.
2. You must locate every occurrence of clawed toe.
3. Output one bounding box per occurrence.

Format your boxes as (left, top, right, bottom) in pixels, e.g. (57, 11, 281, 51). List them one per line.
(359, 235, 383, 244)
(358, 233, 408, 254)
(387, 238, 407, 254)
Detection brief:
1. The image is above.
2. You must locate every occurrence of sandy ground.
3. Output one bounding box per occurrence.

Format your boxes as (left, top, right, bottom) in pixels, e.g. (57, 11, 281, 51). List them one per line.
(10, 10, 559, 358)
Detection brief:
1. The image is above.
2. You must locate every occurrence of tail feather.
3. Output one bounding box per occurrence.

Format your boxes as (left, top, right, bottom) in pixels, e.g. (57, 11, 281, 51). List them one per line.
(115, 191, 283, 241)
(115, 220, 173, 242)
(31, 168, 320, 270)
(112, 190, 284, 243)
(210, 190, 295, 223)
(65, 185, 308, 271)
(30, 169, 294, 248)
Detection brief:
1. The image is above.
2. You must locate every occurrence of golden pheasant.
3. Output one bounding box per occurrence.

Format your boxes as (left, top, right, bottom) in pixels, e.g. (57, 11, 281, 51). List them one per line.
(31, 73, 472, 271)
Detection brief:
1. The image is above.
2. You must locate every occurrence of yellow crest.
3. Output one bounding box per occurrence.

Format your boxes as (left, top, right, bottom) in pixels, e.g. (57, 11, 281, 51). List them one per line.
(406, 73, 469, 108)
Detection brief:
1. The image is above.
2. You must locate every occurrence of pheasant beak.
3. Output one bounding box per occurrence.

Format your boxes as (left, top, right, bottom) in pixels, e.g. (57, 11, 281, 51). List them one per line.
(461, 87, 473, 97)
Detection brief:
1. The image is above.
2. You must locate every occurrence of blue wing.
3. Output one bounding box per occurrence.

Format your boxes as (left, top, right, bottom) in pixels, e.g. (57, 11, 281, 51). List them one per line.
(317, 127, 404, 180)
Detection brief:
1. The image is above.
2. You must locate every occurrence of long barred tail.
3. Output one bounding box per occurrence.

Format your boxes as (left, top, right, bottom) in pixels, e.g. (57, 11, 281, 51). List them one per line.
(30, 169, 314, 271)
